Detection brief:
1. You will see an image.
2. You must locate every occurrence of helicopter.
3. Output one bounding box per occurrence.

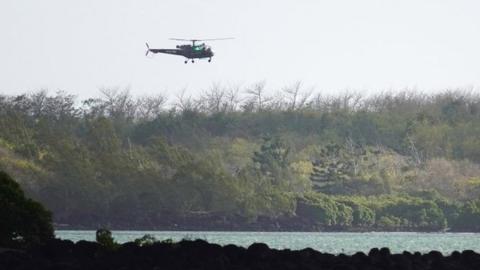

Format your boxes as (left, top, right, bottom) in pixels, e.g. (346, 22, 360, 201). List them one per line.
(145, 38, 234, 64)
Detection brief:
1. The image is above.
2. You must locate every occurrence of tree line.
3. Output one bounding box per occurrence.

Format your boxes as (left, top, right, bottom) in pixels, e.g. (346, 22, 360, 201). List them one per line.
(1, 86, 480, 231)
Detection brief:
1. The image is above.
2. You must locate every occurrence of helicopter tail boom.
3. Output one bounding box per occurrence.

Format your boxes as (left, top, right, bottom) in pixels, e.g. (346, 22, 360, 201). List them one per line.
(145, 43, 184, 57)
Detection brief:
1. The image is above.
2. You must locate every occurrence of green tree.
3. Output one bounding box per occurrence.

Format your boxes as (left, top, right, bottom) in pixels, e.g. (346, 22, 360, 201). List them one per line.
(310, 143, 364, 192)
(0, 171, 53, 248)
(296, 193, 353, 227)
(253, 136, 292, 187)
(352, 204, 376, 227)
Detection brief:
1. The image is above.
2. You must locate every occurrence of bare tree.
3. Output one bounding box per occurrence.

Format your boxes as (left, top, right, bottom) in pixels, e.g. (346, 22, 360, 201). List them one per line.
(345, 136, 360, 176)
(199, 83, 228, 114)
(245, 81, 270, 111)
(29, 90, 48, 117)
(406, 134, 423, 167)
(282, 81, 313, 111)
(267, 91, 286, 111)
(225, 84, 242, 112)
(135, 94, 167, 120)
(99, 88, 137, 120)
(283, 81, 301, 111)
(339, 91, 363, 112)
(174, 88, 199, 112)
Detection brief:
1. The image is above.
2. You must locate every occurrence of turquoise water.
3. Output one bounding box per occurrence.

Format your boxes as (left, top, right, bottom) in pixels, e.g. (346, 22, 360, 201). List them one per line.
(56, 231, 480, 255)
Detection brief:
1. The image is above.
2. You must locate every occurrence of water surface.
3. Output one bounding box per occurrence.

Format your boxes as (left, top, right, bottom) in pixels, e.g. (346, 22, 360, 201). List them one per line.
(56, 230, 480, 255)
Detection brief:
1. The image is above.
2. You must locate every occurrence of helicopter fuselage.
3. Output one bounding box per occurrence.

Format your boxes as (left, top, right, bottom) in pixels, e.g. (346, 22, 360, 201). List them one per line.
(147, 44, 214, 60)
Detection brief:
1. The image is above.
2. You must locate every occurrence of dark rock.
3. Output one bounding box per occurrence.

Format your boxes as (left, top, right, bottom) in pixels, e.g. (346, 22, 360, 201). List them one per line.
(0, 239, 479, 270)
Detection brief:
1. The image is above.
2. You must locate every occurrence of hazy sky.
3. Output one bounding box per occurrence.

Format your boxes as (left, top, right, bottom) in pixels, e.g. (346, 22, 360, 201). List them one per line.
(1, 0, 479, 98)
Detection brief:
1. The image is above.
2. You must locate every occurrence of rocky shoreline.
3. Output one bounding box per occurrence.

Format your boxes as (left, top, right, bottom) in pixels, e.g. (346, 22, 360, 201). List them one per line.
(2, 238, 479, 270)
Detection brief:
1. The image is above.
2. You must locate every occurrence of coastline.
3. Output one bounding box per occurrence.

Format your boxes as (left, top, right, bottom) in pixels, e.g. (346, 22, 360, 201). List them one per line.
(2, 238, 479, 270)
(52, 220, 468, 233)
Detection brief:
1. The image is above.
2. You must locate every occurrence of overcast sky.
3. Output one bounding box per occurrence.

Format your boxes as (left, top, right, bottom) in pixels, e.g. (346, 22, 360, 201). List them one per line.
(1, 0, 479, 99)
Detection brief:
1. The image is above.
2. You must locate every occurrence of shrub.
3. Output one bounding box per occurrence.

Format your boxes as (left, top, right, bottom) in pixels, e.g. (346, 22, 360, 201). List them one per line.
(96, 229, 117, 250)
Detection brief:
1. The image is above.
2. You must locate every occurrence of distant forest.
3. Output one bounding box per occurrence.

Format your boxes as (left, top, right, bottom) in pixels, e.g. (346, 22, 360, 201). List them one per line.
(1, 83, 480, 231)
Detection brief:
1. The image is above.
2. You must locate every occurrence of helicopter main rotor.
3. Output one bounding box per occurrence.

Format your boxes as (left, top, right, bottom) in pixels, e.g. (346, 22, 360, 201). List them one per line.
(169, 38, 234, 46)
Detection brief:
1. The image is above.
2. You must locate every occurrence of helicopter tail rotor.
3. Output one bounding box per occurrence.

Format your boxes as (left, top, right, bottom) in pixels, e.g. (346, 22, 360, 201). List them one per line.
(145, 43, 150, 56)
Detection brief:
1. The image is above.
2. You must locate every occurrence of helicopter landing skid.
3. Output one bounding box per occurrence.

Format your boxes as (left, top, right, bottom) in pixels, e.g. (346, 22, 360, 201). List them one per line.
(183, 58, 212, 63)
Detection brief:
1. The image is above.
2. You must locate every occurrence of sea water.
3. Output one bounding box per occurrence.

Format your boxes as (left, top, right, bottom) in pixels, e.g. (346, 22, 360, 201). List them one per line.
(56, 231, 480, 255)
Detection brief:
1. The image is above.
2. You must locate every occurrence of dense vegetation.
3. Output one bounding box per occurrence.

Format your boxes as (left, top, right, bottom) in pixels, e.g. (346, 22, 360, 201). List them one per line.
(0, 171, 53, 248)
(1, 84, 480, 231)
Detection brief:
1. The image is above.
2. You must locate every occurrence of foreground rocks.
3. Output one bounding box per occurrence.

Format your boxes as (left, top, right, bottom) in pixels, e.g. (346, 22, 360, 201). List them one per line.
(1, 239, 480, 270)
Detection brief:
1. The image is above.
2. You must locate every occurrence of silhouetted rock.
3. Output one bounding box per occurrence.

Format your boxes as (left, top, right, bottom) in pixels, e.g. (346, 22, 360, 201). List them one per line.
(1, 239, 480, 270)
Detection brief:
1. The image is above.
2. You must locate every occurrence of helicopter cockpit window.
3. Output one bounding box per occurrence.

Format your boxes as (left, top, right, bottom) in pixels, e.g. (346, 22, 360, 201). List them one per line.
(193, 44, 205, 51)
